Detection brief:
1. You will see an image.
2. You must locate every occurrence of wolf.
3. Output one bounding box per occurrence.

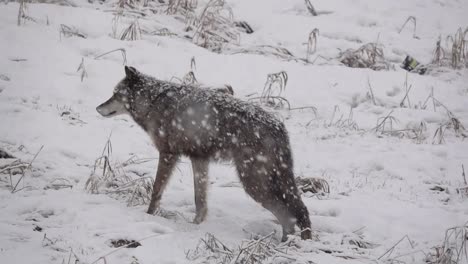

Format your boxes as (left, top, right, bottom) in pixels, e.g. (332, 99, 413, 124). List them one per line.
(96, 66, 312, 241)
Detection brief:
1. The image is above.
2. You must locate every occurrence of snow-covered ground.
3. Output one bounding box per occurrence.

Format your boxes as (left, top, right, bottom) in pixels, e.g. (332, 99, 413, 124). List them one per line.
(1, 0, 467, 263)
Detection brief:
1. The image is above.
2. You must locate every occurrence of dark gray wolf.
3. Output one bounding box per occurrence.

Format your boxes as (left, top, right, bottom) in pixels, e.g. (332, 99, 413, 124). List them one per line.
(96, 66, 312, 241)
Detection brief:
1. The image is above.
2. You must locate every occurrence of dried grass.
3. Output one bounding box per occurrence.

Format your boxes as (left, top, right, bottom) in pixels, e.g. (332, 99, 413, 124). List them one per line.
(314, 106, 360, 132)
(431, 27, 468, 69)
(432, 35, 445, 66)
(248, 71, 290, 109)
(60, 24, 87, 39)
(296, 177, 330, 196)
(450, 27, 468, 68)
(85, 136, 154, 206)
(378, 235, 416, 261)
(399, 73, 412, 108)
(186, 232, 291, 264)
(0, 145, 43, 193)
(166, 0, 198, 15)
(234, 21, 253, 34)
(398, 16, 418, 38)
(17, 0, 36, 26)
(339, 43, 390, 70)
(230, 45, 306, 63)
(306, 28, 319, 62)
(304, 0, 318, 16)
(94, 48, 128, 65)
(76, 58, 88, 82)
(189, 0, 239, 52)
(427, 223, 468, 264)
(120, 19, 142, 41)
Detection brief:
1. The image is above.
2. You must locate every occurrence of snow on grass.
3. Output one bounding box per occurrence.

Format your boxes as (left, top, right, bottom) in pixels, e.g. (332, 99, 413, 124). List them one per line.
(1, 0, 468, 263)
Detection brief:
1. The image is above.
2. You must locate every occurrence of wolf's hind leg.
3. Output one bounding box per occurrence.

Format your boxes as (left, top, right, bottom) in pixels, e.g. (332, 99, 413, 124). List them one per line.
(147, 153, 178, 215)
(288, 196, 312, 240)
(191, 157, 209, 224)
(260, 200, 295, 242)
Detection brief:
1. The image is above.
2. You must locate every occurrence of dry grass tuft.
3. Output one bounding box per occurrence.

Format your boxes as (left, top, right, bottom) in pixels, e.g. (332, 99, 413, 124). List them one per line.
(189, 0, 239, 52)
(430, 27, 468, 69)
(427, 223, 468, 264)
(186, 232, 294, 264)
(166, 0, 198, 15)
(85, 136, 154, 206)
(248, 71, 290, 109)
(120, 19, 142, 41)
(339, 43, 390, 70)
(296, 177, 330, 196)
(450, 27, 468, 68)
(17, 0, 36, 26)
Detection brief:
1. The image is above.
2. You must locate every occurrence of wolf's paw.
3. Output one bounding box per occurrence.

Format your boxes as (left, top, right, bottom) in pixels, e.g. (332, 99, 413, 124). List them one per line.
(192, 208, 207, 224)
(146, 206, 157, 215)
(300, 228, 312, 240)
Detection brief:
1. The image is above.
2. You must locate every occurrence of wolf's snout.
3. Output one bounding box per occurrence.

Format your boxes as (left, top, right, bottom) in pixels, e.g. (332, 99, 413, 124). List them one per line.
(96, 105, 106, 116)
(96, 103, 114, 117)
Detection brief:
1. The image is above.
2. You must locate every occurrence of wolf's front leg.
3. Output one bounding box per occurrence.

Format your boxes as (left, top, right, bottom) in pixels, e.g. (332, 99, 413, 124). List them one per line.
(147, 153, 178, 215)
(190, 157, 209, 224)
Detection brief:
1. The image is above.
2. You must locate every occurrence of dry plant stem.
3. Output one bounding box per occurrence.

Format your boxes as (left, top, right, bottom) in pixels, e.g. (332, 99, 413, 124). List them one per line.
(304, 0, 318, 16)
(400, 74, 413, 108)
(249, 96, 291, 110)
(0, 161, 27, 174)
(378, 235, 415, 260)
(190, 56, 196, 71)
(76, 58, 88, 82)
(373, 110, 396, 132)
(120, 19, 141, 41)
(432, 35, 444, 65)
(17, 0, 35, 26)
(398, 16, 417, 38)
(306, 28, 319, 61)
(462, 165, 467, 185)
(94, 48, 127, 65)
(11, 145, 44, 193)
(367, 77, 376, 105)
(60, 24, 87, 39)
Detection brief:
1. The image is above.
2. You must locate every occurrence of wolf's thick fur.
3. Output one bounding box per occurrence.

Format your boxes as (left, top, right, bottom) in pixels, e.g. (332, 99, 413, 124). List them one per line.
(96, 66, 312, 241)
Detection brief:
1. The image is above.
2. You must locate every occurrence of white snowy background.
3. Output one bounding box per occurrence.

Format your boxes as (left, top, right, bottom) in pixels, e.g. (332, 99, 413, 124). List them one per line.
(0, 0, 467, 263)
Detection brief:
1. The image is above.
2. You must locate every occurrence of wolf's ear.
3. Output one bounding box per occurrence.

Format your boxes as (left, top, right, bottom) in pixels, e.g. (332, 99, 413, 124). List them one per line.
(124, 66, 139, 79)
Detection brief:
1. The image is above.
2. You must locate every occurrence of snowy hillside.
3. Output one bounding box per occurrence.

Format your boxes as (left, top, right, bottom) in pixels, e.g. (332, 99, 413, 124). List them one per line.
(1, 0, 468, 263)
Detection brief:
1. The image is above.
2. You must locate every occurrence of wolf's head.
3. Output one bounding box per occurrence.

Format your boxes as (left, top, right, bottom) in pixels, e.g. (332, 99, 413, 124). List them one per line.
(96, 66, 141, 117)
